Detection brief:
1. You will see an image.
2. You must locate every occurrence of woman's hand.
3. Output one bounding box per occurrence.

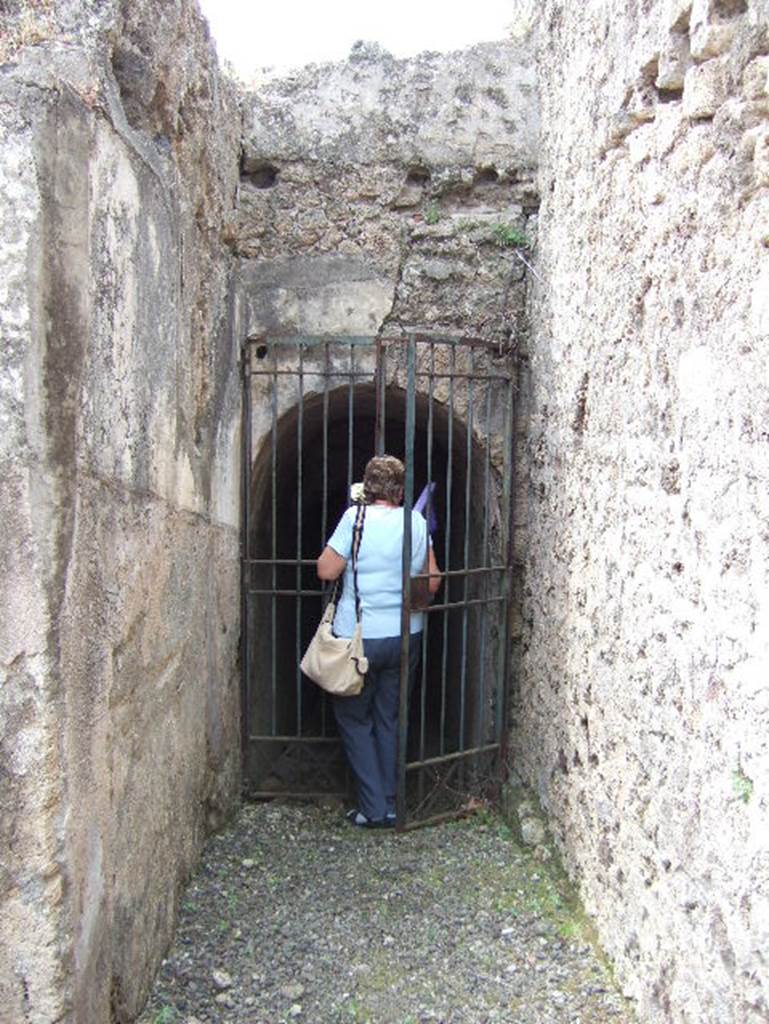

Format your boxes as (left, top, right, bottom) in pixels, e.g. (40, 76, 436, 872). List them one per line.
(317, 546, 347, 581)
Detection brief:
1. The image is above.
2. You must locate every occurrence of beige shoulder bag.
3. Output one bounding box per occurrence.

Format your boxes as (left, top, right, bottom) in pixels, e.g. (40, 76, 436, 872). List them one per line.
(300, 503, 368, 696)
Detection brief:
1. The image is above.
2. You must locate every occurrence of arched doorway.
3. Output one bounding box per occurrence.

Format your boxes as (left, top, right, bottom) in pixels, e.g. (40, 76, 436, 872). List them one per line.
(241, 335, 515, 827)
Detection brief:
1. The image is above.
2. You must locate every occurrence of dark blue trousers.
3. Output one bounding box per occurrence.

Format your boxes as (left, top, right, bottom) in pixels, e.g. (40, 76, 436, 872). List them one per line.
(332, 634, 421, 821)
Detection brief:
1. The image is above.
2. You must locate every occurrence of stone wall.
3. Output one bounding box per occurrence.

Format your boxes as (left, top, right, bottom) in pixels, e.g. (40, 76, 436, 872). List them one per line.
(515, 1, 769, 1021)
(237, 40, 539, 345)
(0, 2, 241, 1021)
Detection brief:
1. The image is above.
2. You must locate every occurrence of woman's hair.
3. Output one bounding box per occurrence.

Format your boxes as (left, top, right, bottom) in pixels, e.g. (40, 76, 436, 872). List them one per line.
(363, 455, 405, 505)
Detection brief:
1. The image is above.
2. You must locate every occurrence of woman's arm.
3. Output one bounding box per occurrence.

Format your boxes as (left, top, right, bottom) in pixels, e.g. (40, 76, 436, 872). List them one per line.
(317, 546, 347, 581)
(427, 545, 442, 595)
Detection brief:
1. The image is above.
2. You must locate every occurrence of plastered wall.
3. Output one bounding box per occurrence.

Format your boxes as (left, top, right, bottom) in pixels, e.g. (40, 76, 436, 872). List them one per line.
(0, 2, 242, 1020)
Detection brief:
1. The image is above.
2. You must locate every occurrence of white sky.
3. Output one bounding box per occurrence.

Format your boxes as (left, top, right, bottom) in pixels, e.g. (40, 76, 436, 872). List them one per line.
(198, 0, 514, 77)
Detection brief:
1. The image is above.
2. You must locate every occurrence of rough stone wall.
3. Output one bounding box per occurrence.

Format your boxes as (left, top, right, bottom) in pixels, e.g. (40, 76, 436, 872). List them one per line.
(237, 41, 539, 345)
(0, 2, 241, 1021)
(515, 2, 769, 1022)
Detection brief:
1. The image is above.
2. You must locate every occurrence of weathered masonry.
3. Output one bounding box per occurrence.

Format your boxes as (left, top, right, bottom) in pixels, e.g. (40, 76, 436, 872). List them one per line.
(1, 1, 768, 1023)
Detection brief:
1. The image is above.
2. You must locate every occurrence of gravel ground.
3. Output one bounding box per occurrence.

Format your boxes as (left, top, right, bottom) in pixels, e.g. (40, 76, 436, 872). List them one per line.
(137, 802, 636, 1024)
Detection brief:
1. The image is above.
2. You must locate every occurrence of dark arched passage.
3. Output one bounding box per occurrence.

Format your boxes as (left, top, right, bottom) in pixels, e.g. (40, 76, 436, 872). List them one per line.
(241, 336, 514, 824)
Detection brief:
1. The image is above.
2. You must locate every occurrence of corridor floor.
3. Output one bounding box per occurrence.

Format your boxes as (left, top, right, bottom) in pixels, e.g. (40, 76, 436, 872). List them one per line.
(137, 802, 635, 1024)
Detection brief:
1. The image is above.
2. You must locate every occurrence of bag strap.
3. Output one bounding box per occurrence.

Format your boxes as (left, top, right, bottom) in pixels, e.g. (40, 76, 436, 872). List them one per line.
(350, 502, 366, 621)
(328, 503, 366, 621)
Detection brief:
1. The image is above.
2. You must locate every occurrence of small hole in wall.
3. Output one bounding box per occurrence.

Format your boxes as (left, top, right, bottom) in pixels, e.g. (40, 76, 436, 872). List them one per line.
(241, 160, 279, 189)
(712, 0, 747, 16)
(656, 86, 683, 104)
(406, 166, 431, 185)
(475, 167, 499, 185)
(255, 344, 269, 360)
(572, 372, 590, 434)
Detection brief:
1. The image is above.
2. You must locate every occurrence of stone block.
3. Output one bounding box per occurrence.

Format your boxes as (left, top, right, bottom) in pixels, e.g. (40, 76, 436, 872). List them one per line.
(393, 181, 424, 208)
(683, 58, 729, 118)
(657, 30, 691, 91)
(422, 259, 455, 282)
(690, 0, 739, 61)
(669, 124, 716, 176)
(690, 20, 737, 61)
(237, 255, 397, 337)
(748, 127, 769, 187)
(242, 39, 539, 172)
(627, 124, 654, 165)
(664, 0, 694, 33)
(520, 817, 547, 846)
(743, 55, 769, 100)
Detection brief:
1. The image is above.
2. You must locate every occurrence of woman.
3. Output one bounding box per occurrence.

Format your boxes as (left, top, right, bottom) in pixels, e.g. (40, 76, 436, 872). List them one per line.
(317, 455, 441, 828)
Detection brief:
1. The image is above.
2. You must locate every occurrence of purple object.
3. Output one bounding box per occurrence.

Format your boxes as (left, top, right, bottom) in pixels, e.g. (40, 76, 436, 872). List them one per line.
(414, 482, 438, 537)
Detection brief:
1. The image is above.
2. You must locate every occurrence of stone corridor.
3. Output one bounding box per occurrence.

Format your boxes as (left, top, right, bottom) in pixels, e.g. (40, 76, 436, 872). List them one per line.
(137, 803, 634, 1024)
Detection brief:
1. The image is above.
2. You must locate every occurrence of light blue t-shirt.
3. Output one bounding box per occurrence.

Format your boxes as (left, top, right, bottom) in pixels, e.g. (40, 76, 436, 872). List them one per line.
(327, 505, 428, 639)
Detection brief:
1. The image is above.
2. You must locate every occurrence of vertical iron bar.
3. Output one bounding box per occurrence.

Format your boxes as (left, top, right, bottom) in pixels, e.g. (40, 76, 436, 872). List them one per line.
(397, 336, 417, 828)
(295, 342, 305, 736)
(381, 342, 387, 456)
(477, 381, 493, 747)
(375, 338, 386, 456)
(498, 361, 516, 755)
(240, 340, 252, 776)
(459, 352, 474, 751)
(419, 342, 435, 771)
(322, 341, 330, 552)
(345, 342, 356, 779)
(271, 343, 278, 736)
(347, 342, 355, 504)
(321, 341, 330, 735)
(439, 345, 455, 757)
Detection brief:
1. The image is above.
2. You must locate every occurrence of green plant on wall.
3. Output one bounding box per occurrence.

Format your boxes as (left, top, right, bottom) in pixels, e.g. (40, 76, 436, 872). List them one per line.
(733, 765, 754, 804)
(492, 222, 529, 249)
(423, 202, 440, 225)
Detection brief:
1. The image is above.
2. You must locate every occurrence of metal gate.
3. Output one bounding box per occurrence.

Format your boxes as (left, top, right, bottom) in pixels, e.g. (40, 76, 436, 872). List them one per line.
(241, 333, 516, 828)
